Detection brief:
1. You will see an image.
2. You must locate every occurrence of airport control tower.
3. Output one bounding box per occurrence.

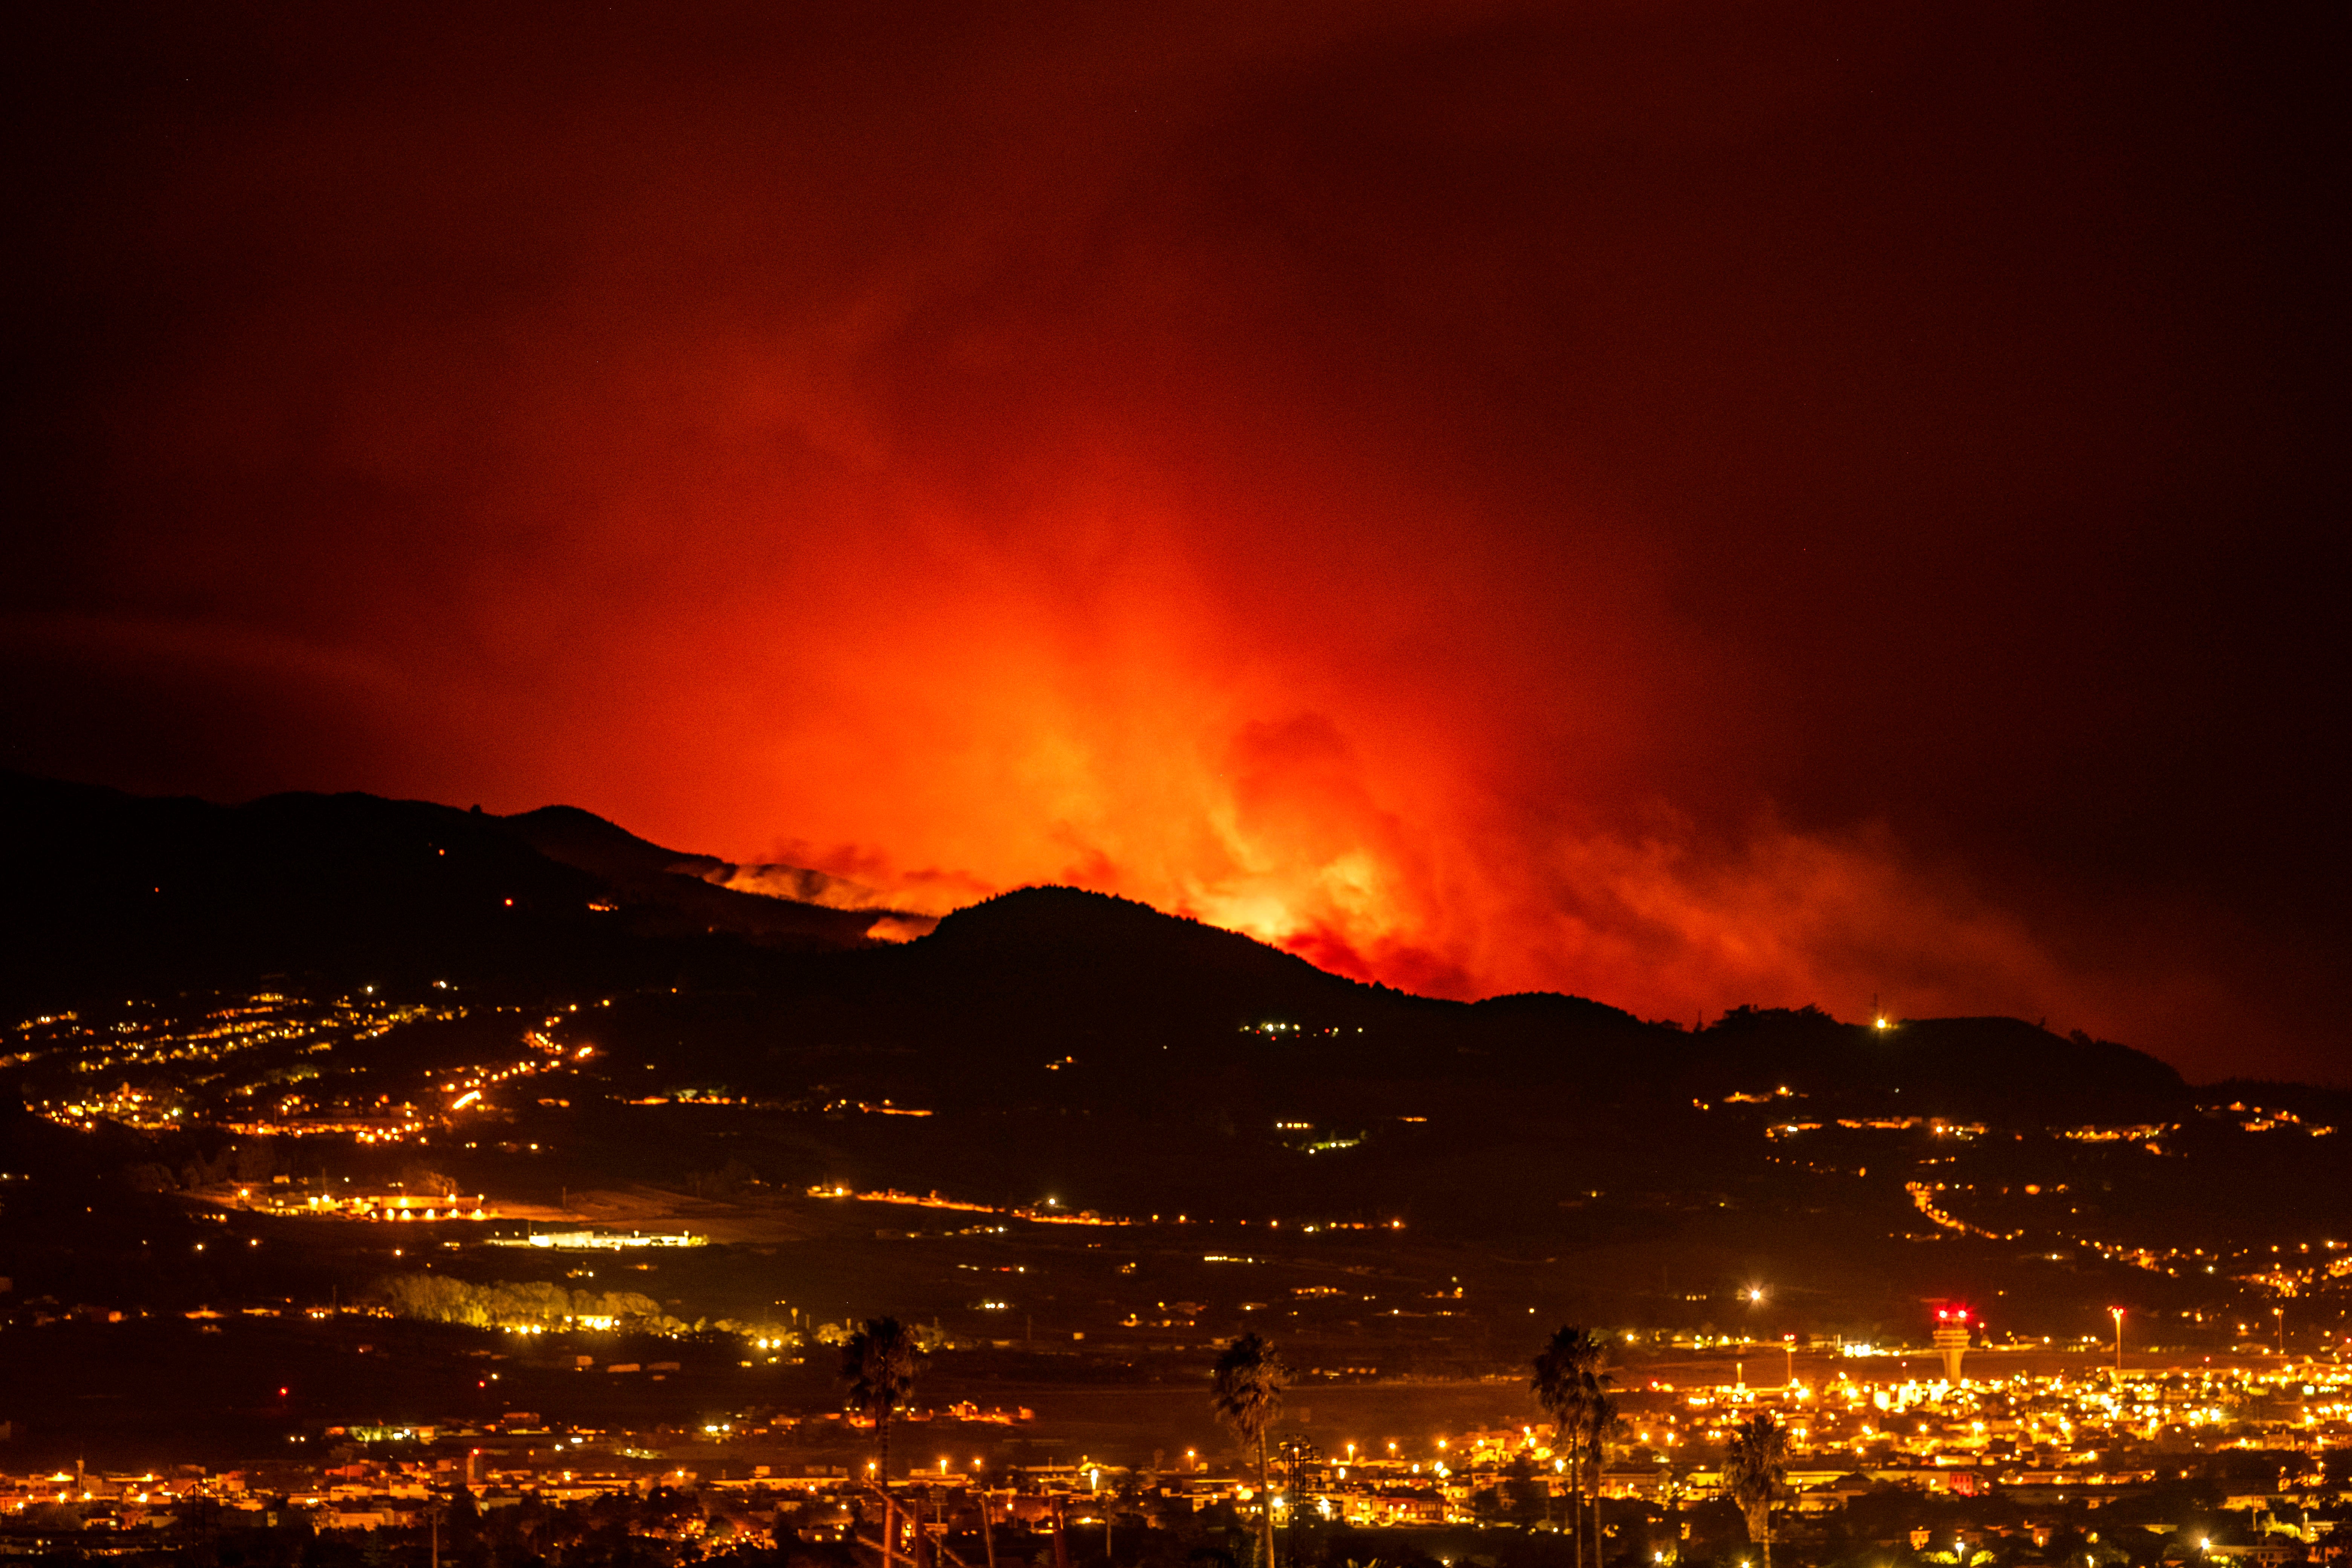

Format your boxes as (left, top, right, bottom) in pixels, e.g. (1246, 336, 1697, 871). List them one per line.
(1933, 1307, 1972, 1383)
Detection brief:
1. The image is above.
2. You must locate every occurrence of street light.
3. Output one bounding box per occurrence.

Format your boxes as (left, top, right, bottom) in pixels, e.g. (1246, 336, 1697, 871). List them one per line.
(2108, 1307, 2124, 1372)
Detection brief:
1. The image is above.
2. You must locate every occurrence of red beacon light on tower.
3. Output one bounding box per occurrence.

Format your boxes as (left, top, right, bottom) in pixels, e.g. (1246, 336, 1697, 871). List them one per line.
(1932, 1307, 1972, 1383)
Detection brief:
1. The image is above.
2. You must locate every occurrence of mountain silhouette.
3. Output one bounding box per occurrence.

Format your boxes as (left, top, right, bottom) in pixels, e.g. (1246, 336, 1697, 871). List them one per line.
(0, 774, 2190, 1127)
(0, 773, 893, 1004)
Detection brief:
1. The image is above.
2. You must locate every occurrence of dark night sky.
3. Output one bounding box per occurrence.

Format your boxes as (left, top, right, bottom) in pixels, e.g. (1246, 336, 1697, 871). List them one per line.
(3, 3, 2343, 1080)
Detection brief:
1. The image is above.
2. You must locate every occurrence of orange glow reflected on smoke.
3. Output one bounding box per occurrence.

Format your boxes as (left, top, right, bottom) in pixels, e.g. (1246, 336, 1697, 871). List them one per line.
(15, 6, 2268, 1066)
(410, 369, 2095, 1031)
(62, 303, 2190, 1039)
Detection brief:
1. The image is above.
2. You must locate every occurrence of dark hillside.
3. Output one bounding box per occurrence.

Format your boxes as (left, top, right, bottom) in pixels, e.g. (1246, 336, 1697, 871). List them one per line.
(499, 803, 890, 948)
(908, 885, 1379, 1021)
(0, 776, 2203, 1133)
(0, 774, 872, 1010)
(1679, 1006, 2187, 1122)
(500, 802, 729, 882)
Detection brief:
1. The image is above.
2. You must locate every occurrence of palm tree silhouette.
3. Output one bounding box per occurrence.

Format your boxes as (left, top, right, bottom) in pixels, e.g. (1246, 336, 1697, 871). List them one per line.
(1723, 1412, 1789, 1568)
(1211, 1332, 1287, 1568)
(842, 1317, 919, 1491)
(1533, 1327, 1611, 1568)
(1583, 1388, 1622, 1568)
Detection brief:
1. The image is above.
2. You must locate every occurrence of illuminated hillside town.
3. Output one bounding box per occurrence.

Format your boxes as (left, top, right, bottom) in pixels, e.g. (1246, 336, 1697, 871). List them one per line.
(6, 986, 2352, 1565)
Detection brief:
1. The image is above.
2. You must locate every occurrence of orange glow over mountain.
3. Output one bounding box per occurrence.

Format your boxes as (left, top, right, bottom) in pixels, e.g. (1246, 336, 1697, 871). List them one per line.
(3, 4, 2336, 1078)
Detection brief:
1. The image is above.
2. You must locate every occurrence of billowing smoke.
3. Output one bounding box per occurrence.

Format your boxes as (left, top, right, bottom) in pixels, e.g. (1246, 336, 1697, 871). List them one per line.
(3, 3, 2334, 1078)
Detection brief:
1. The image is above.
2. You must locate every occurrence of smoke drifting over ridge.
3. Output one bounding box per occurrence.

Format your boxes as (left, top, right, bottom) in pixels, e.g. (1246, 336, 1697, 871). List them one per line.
(2, 4, 2339, 1077)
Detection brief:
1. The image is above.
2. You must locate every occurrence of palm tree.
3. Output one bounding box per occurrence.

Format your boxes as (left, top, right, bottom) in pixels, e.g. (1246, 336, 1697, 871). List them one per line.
(1211, 1332, 1287, 1568)
(1584, 1389, 1620, 1568)
(842, 1317, 919, 1491)
(1722, 1412, 1789, 1568)
(1533, 1328, 1610, 1568)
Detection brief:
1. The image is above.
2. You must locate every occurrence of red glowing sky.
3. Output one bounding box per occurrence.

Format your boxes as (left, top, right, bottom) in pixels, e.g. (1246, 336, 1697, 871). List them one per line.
(3, 4, 2341, 1079)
